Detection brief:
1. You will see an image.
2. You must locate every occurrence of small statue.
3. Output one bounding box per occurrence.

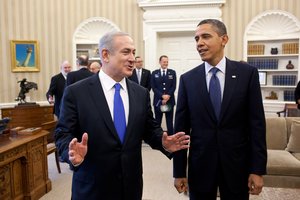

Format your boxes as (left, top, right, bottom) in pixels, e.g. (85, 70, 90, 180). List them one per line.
(286, 60, 294, 69)
(15, 78, 38, 103)
(265, 91, 278, 100)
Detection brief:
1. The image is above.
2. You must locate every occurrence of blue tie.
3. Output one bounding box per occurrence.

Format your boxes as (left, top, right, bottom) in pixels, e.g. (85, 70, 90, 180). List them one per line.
(209, 68, 221, 120)
(113, 83, 126, 143)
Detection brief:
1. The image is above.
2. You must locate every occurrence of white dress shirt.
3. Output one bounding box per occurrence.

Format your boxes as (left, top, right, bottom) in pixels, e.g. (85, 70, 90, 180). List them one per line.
(98, 70, 129, 124)
(205, 57, 226, 100)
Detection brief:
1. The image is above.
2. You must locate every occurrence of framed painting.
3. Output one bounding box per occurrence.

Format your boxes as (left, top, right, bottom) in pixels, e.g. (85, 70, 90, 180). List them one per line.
(259, 71, 267, 85)
(10, 40, 40, 72)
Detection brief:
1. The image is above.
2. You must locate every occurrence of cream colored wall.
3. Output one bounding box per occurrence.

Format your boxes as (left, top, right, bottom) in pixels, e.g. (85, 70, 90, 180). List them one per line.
(1, 0, 300, 104)
(0, 0, 143, 104)
(222, 0, 300, 60)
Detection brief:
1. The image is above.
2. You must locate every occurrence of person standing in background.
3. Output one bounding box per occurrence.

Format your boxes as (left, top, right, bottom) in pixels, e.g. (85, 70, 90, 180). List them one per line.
(65, 55, 93, 86)
(151, 55, 176, 134)
(128, 56, 151, 91)
(295, 80, 300, 109)
(55, 31, 190, 200)
(173, 19, 267, 200)
(46, 60, 71, 118)
(89, 61, 102, 73)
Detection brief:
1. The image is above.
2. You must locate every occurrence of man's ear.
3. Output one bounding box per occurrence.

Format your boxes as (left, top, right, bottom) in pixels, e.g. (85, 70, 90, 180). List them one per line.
(221, 34, 229, 47)
(101, 49, 110, 63)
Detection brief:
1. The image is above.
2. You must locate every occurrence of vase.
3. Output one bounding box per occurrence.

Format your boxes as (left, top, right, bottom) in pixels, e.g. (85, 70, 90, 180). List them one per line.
(286, 60, 294, 69)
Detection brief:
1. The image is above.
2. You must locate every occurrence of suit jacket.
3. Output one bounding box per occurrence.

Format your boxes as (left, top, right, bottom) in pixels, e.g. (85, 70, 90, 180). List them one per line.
(46, 73, 65, 118)
(128, 68, 151, 91)
(151, 69, 176, 107)
(173, 58, 267, 193)
(295, 81, 300, 109)
(65, 67, 93, 86)
(55, 75, 170, 200)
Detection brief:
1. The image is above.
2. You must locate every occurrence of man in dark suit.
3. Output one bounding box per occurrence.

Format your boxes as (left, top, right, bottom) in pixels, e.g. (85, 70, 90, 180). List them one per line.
(173, 19, 267, 200)
(128, 56, 151, 91)
(65, 55, 93, 86)
(151, 55, 176, 134)
(55, 31, 190, 200)
(46, 60, 71, 118)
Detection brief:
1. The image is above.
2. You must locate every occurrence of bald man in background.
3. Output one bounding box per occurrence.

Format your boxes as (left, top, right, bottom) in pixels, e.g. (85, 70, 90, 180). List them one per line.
(46, 60, 72, 118)
(89, 61, 101, 73)
(66, 55, 93, 86)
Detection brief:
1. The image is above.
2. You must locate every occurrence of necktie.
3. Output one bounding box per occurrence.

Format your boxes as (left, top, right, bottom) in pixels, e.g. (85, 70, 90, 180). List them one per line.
(137, 69, 141, 84)
(209, 68, 221, 120)
(162, 70, 166, 77)
(113, 83, 126, 143)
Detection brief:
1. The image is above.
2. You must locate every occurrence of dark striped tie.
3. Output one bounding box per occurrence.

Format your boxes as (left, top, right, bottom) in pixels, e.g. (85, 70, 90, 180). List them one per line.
(209, 68, 221, 120)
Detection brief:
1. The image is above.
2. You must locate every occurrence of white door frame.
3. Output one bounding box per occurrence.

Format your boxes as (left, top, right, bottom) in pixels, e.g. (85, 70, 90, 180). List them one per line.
(138, 0, 225, 71)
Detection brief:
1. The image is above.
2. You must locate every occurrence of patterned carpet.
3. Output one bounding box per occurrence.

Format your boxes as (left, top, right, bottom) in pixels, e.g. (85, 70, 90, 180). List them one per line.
(42, 146, 300, 200)
(250, 187, 300, 200)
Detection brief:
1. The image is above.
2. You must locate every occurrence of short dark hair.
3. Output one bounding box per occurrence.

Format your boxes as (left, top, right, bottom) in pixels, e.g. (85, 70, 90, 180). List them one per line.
(77, 55, 89, 66)
(197, 19, 227, 36)
(159, 55, 168, 61)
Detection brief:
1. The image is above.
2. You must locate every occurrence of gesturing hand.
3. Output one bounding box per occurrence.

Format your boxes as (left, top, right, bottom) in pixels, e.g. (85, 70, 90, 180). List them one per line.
(69, 132, 88, 166)
(162, 132, 190, 153)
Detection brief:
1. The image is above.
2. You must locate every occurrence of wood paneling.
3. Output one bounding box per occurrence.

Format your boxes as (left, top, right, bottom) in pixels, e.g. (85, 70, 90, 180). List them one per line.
(1, 104, 54, 128)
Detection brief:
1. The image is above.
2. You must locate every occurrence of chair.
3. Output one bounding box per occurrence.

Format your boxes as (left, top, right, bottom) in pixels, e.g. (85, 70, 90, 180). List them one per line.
(276, 103, 300, 117)
(42, 120, 61, 173)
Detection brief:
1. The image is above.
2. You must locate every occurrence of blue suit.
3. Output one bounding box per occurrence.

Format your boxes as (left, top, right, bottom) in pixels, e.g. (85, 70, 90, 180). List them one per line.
(173, 59, 267, 199)
(151, 69, 176, 134)
(55, 75, 170, 200)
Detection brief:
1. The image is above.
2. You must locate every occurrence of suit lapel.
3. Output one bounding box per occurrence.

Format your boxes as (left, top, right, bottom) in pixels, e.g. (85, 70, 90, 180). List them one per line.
(123, 79, 137, 145)
(140, 69, 145, 85)
(58, 73, 66, 87)
(196, 64, 216, 121)
(132, 69, 138, 82)
(219, 58, 238, 122)
(87, 75, 121, 142)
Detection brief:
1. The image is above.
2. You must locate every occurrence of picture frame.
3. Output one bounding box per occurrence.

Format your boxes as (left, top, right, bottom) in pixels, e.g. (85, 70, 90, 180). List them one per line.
(10, 40, 40, 72)
(259, 71, 267, 85)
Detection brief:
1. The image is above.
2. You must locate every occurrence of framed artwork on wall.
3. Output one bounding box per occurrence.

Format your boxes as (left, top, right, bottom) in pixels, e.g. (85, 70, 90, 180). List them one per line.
(259, 71, 267, 85)
(10, 40, 40, 72)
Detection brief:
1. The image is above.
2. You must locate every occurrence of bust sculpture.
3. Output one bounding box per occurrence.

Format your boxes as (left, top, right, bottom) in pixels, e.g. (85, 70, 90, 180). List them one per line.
(15, 78, 38, 103)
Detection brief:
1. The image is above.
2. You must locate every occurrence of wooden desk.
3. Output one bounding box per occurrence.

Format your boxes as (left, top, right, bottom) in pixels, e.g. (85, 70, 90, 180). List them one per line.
(1, 104, 54, 129)
(0, 130, 51, 200)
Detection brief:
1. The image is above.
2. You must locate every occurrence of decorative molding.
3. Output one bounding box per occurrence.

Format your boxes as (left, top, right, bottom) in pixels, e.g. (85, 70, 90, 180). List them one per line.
(245, 10, 300, 40)
(138, 0, 225, 70)
(138, 0, 225, 8)
(72, 17, 120, 67)
(73, 17, 120, 44)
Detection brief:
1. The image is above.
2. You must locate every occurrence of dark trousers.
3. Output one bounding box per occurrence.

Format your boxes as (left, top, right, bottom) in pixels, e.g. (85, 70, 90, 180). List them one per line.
(154, 106, 174, 134)
(189, 163, 249, 200)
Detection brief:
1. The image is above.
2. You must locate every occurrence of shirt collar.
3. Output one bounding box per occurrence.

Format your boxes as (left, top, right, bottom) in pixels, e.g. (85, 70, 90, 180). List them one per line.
(99, 70, 128, 93)
(205, 57, 226, 75)
(161, 68, 167, 73)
